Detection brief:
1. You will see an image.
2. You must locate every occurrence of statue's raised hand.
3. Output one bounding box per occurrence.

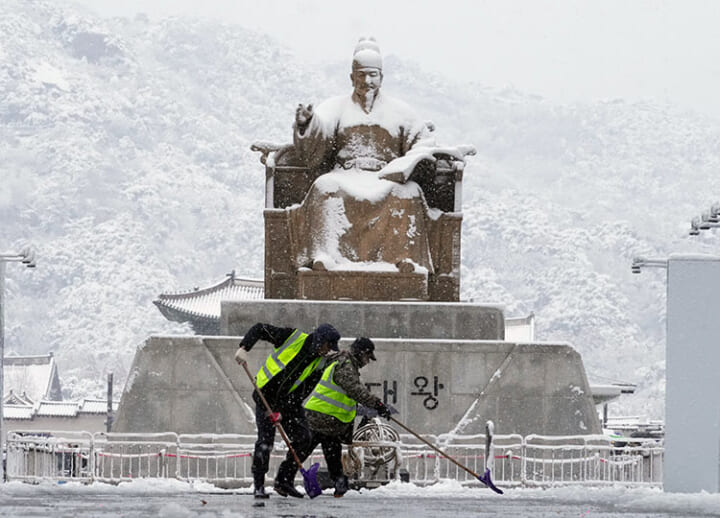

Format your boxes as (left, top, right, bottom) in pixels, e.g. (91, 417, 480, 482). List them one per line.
(295, 103, 314, 128)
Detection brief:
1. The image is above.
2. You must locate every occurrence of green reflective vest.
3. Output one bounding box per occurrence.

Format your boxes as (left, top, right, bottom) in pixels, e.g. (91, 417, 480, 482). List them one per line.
(304, 360, 357, 423)
(256, 329, 320, 393)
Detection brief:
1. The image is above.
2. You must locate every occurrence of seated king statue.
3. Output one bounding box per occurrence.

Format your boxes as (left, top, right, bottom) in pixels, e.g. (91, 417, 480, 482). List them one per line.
(257, 37, 474, 301)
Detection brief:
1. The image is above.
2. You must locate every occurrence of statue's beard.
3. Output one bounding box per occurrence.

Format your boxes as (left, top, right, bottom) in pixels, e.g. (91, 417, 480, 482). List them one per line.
(355, 88, 379, 113)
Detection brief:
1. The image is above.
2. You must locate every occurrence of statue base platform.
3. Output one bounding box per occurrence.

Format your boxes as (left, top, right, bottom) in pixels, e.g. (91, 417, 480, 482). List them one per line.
(221, 299, 505, 340)
(114, 300, 601, 437)
(113, 334, 601, 437)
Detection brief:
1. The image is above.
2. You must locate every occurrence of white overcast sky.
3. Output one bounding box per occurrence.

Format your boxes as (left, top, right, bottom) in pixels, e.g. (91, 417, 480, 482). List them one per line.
(62, 0, 720, 117)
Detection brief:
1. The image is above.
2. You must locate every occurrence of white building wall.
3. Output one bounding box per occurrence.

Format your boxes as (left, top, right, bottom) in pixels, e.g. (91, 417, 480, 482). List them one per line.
(665, 256, 720, 493)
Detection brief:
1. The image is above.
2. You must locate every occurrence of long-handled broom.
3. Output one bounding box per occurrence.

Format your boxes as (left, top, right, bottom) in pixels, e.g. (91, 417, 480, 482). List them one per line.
(388, 416, 503, 494)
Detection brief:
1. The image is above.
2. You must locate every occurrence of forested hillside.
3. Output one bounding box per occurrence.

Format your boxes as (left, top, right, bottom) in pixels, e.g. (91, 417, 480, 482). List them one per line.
(2, 0, 719, 418)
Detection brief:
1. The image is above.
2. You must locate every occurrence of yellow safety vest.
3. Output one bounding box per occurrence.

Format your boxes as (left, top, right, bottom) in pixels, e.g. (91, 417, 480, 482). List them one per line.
(304, 360, 357, 423)
(256, 329, 320, 393)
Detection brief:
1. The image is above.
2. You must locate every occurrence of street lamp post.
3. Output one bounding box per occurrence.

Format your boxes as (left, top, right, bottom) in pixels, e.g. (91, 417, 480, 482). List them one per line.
(689, 201, 720, 235)
(0, 247, 36, 482)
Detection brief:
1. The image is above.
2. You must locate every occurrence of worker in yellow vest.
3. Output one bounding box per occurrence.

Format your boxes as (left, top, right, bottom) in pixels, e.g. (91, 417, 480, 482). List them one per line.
(275, 337, 392, 498)
(235, 322, 340, 499)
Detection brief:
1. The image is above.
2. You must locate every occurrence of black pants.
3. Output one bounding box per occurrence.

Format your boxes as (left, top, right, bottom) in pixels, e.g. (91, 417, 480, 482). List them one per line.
(276, 430, 344, 486)
(251, 394, 311, 487)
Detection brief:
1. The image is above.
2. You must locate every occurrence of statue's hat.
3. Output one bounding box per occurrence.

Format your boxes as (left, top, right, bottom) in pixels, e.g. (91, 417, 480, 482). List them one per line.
(352, 37, 382, 70)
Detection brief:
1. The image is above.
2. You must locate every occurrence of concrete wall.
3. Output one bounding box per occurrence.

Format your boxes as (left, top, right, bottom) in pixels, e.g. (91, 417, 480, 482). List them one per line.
(113, 335, 600, 437)
(114, 336, 255, 435)
(221, 300, 505, 340)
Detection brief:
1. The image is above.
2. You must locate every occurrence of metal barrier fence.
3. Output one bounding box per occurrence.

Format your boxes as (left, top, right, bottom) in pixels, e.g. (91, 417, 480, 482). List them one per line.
(5, 431, 94, 483)
(93, 432, 178, 483)
(5, 430, 663, 488)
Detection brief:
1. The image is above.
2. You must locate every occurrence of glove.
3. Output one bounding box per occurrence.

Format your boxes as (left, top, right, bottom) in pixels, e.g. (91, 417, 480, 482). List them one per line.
(375, 401, 392, 420)
(267, 411, 282, 424)
(234, 347, 249, 365)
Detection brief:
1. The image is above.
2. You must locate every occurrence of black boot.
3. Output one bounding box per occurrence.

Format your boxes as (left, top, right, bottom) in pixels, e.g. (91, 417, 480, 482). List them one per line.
(253, 474, 270, 499)
(334, 475, 349, 498)
(274, 461, 304, 498)
(273, 479, 304, 498)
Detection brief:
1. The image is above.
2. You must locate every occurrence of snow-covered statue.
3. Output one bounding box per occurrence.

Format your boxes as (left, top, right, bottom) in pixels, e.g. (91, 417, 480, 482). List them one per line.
(253, 37, 474, 302)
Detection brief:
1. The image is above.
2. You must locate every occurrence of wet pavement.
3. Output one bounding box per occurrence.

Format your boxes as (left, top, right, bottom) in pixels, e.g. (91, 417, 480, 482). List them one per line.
(0, 480, 719, 517)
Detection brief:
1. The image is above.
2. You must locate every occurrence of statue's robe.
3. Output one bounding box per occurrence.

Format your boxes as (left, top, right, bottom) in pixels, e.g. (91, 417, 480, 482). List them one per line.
(289, 92, 438, 272)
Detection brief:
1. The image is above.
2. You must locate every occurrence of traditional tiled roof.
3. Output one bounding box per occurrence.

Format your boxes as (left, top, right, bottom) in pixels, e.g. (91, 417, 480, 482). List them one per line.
(154, 271, 264, 333)
(79, 398, 118, 414)
(3, 353, 62, 401)
(3, 398, 119, 420)
(36, 401, 79, 417)
(3, 389, 35, 406)
(4, 404, 34, 420)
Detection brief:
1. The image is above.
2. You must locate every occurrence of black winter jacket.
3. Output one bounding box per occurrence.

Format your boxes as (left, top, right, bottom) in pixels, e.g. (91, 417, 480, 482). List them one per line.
(239, 322, 325, 410)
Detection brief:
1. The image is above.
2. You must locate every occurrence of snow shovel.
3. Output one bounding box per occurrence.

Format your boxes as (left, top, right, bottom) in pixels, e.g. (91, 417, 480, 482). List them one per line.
(240, 363, 323, 498)
(388, 416, 504, 494)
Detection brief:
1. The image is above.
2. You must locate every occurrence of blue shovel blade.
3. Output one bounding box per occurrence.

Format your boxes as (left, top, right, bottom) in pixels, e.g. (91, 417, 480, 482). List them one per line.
(301, 462, 322, 499)
(477, 468, 504, 495)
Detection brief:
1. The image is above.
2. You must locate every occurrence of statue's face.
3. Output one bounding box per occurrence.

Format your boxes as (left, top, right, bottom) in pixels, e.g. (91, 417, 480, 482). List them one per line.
(350, 67, 383, 97)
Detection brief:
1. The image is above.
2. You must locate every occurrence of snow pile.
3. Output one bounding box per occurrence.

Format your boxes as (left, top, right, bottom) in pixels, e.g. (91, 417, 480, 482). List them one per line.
(363, 481, 720, 515)
(0, 478, 205, 496)
(366, 479, 472, 497)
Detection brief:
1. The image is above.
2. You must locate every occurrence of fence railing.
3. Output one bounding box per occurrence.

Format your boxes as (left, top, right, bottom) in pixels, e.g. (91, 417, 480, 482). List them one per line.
(5, 430, 663, 488)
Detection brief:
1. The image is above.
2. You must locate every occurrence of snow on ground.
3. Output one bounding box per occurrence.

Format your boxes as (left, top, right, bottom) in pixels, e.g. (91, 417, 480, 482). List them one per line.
(1, 479, 719, 517)
(369, 480, 720, 515)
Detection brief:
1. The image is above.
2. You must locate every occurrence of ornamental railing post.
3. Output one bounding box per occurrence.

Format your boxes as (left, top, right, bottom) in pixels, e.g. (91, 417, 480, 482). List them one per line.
(520, 436, 527, 487)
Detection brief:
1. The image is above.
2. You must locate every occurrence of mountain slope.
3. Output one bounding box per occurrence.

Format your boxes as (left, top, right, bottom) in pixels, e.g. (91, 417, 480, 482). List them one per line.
(2, 0, 720, 418)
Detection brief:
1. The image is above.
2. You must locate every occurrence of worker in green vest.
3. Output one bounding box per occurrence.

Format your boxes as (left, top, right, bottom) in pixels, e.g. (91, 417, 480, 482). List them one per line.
(235, 322, 340, 499)
(274, 337, 393, 498)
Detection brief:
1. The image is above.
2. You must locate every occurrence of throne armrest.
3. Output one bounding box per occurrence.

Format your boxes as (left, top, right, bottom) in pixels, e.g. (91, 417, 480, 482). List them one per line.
(250, 142, 317, 209)
(409, 149, 473, 213)
(250, 142, 302, 169)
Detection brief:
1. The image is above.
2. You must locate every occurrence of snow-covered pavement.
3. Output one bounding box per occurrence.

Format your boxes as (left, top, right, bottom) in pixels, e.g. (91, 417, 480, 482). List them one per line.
(1, 479, 720, 517)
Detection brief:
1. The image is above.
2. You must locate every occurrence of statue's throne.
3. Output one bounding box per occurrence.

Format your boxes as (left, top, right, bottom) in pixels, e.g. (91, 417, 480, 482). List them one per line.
(252, 143, 466, 302)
